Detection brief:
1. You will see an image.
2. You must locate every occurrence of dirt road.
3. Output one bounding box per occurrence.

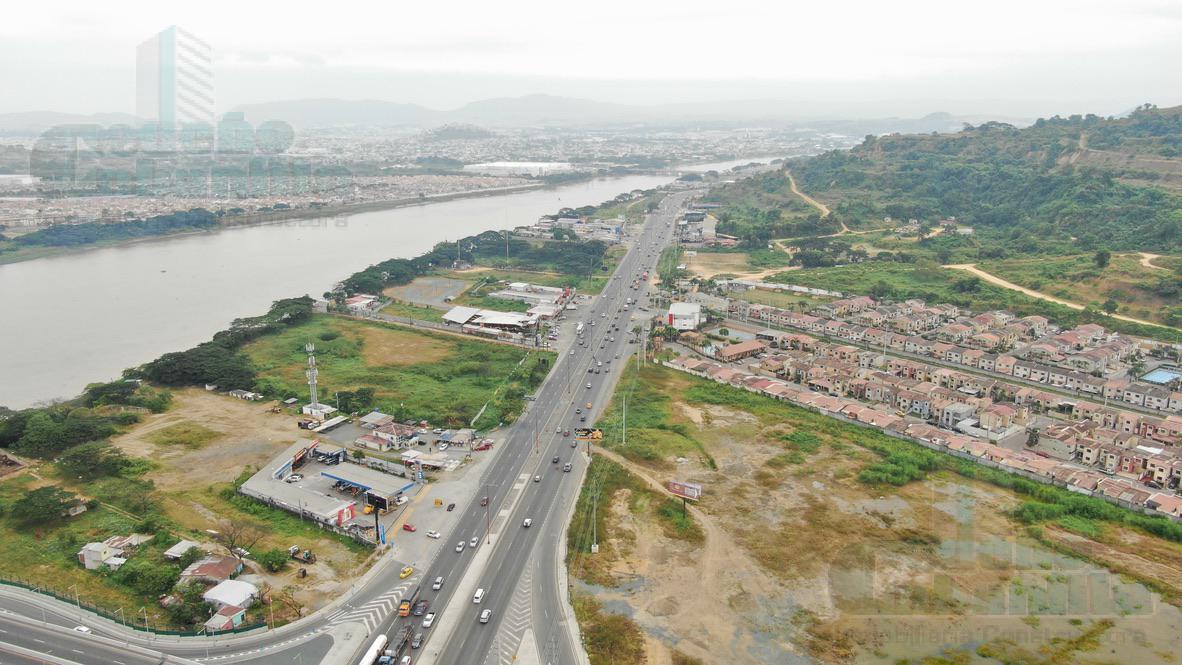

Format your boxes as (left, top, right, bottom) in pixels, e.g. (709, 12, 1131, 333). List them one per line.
(1138, 252, 1168, 271)
(785, 170, 833, 220)
(945, 263, 1177, 330)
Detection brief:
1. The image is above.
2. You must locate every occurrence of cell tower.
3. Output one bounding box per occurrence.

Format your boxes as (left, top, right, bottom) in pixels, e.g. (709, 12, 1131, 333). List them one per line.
(305, 343, 320, 407)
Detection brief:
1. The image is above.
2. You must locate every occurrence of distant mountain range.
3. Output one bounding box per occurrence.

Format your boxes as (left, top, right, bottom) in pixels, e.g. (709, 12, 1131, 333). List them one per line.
(0, 94, 1031, 134)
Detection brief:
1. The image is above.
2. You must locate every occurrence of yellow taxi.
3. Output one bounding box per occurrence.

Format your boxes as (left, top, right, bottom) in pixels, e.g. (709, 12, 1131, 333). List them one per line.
(399, 566, 414, 579)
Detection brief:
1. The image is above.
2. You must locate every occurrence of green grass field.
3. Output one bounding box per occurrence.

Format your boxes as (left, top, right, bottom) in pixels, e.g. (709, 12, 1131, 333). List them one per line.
(244, 315, 552, 428)
(380, 300, 446, 320)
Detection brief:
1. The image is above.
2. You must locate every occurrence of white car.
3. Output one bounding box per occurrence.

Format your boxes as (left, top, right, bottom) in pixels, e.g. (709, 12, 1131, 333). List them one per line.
(426, 530, 441, 539)
(421, 612, 436, 628)
(284, 473, 303, 483)
(523, 518, 533, 528)
(432, 576, 444, 590)
(479, 609, 492, 624)
(438, 443, 449, 451)
(586, 383, 592, 389)
(73, 626, 91, 634)
(533, 475, 541, 482)
(469, 537, 479, 548)
(455, 541, 465, 553)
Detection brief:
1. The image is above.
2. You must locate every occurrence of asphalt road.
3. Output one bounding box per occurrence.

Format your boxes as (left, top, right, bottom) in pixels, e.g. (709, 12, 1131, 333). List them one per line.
(403, 190, 690, 665)
(0, 189, 689, 665)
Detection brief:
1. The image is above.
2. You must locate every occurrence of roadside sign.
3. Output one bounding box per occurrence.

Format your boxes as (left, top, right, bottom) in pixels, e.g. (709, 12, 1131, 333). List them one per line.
(666, 480, 702, 501)
(574, 428, 603, 441)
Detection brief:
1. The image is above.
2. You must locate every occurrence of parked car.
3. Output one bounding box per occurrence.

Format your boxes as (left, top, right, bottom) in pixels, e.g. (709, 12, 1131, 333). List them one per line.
(284, 474, 303, 483)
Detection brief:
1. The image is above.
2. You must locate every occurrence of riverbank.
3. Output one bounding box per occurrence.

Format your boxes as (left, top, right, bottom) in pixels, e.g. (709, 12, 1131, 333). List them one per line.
(0, 181, 547, 267)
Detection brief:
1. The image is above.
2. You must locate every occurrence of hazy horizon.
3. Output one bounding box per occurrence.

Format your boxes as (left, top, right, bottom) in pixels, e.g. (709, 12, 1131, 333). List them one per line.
(3, 0, 1181, 120)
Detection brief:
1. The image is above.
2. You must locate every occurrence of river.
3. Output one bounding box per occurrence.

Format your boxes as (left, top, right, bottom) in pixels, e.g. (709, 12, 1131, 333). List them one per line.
(0, 160, 763, 408)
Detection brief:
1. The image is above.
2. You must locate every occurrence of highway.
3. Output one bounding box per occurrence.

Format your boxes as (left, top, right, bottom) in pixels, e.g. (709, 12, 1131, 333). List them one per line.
(403, 190, 690, 665)
(0, 188, 689, 665)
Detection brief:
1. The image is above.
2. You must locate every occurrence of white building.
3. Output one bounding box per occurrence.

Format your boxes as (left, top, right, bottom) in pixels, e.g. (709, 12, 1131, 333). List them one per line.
(667, 302, 702, 331)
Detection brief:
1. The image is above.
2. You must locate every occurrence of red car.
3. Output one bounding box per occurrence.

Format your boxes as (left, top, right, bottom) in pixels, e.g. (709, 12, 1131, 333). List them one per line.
(563, 430, 571, 437)
(474, 443, 493, 451)
(402, 523, 417, 532)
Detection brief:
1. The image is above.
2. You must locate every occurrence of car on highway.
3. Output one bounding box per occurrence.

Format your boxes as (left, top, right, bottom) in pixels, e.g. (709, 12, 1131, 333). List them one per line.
(568, 349, 574, 355)
(552, 455, 560, 463)
(586, 402, 593, 409)
(421, 612, 436, 628)
(556, 426, 562, 433)
(432, 576, 444, 590)
(426, 530, 440, 539)
(563, 429, 571, 436)
(398, 657, 411, 665)
(412, 599, 430, 616)
(469, 537, 479, 548)
(480, 496, 488, 507)
(402, 523, 416, 532)
(455, 541, 465, 553)
(411, 632, 424, 649)
(399, 566, 414, 579)
(563, 462, 573, 472)
(73, 626, 91, 634)
(523, 518, 533, 528)
(586, 383, 592, 389)
(579, 416, 586, 422)
(447, 503, 455, 511)
(575, 408, 581, 414)
(473, 588, 485, 603)
(399, 599, 412, 616)
(479, 609, 492, 624)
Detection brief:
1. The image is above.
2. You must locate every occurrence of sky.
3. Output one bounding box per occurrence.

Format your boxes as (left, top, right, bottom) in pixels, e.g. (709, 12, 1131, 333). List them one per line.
(2, 0, 1182, 118)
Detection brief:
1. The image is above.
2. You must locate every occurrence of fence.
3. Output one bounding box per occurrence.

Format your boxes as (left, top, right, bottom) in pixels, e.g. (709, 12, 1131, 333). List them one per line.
(0, 575, 268, 637)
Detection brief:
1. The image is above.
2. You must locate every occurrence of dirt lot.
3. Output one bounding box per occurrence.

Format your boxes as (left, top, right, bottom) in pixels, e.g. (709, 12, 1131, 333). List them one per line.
(683, 251, 796, 280)
(578, 367, 1182, 664)
(110, 389, 370, 615)
(382, 276, 469, 307)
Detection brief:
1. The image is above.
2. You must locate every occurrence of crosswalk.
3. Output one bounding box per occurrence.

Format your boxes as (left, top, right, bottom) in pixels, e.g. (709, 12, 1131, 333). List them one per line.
(326, 581, 413, 634)
(484, 564, 534, 665)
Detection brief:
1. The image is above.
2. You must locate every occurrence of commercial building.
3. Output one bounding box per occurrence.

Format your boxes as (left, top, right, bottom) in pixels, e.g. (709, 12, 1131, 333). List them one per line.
(667, 302, 702, 331)
(136, 26, 214, 131)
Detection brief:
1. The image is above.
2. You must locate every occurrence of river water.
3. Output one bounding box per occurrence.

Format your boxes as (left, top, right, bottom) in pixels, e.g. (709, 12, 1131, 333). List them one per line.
(0, 163, 756, 408)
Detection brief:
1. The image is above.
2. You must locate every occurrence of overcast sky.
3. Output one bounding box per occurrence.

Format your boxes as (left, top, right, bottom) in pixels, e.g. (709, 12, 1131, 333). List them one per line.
(3, 0, 1182, 118)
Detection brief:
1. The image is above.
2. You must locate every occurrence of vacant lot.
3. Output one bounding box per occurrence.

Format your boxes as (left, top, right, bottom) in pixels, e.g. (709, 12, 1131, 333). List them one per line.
(570, 362, 1182, 664)
(243, 314, 551, 428)
(978, 253, 1182, 326)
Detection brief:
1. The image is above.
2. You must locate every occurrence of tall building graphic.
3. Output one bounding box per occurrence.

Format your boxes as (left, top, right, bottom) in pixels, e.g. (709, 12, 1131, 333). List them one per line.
(136, 26, 214, 129)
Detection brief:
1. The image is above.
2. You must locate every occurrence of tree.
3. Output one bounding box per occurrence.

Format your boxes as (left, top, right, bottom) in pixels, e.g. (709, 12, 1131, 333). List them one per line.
(12, 412, 65, 458)
(213, 520, 265, 559)
(1102, 298, 1118, 314)
(10, 486, 78, 527)
(166, 582, 212, 627)
(57, 441, 130, 480)
(1094, 250, 1111, 268)
(1026, 428, 1040, 447)
(256, 549, 290, 573)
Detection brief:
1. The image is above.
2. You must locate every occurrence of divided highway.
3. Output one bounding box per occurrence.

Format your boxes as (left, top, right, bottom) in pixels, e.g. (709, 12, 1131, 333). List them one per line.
(0, 189, 690, 665)
(404, 191, 690, 665)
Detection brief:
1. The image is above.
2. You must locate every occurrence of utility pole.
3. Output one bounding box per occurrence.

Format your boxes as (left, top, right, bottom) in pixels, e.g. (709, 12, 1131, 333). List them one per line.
(622, 394, 627, 447)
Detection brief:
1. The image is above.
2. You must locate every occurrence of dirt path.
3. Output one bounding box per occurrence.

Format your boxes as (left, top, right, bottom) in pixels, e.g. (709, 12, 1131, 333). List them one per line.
(1138, 252, 1168, 271)
(945, 263, 1177, 330)
(592, 447, 788, 663)
(785, 170, 832, 220)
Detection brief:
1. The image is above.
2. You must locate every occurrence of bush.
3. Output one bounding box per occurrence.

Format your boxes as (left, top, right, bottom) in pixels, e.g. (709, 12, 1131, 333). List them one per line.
(257, 549, 290, 573)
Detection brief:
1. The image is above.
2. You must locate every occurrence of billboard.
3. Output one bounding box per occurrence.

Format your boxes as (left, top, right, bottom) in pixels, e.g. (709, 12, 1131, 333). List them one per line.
(574, 428, 603, 441)
(666, 480, 703, 501)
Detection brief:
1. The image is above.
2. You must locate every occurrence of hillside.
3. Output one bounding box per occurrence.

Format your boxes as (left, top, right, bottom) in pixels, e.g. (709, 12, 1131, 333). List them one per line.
(714, 105, 1182, 257)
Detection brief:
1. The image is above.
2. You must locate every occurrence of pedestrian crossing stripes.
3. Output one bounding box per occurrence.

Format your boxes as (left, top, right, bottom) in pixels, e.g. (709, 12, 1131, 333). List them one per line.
(328, 581, 412, 634)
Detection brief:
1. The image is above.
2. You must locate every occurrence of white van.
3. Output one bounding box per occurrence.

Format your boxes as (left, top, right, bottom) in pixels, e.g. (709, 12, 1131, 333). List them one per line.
(473, 588, 485, 604)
